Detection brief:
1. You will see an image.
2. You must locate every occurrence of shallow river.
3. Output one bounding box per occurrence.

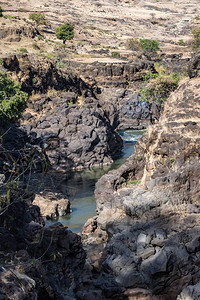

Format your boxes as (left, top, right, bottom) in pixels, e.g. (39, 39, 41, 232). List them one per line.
(58, 130, 144, 233)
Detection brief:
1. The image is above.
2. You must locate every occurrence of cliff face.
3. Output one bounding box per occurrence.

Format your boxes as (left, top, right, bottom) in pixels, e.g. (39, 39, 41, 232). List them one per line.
(1, 54, 95, 95)
(86, 58, 200, 299)
(72, 60, 155, 89)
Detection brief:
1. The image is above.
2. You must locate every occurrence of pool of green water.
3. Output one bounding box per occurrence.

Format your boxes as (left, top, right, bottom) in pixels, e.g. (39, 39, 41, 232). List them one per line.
(57, 130, 144, 232)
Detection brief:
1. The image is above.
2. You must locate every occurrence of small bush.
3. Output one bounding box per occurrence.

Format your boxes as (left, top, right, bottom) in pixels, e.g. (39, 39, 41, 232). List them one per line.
(111, 51, 120, 58)
(0, 6, 3, 17)
(141, 71, 179, 105)
(19, 48, 28, 54)
(32, 43, 40, 50)
(0, 72, 28, 122)
(55, 23, 74, 44)
(139, 39, 159, 56)
(126, 38, 142, 52)
(178, 39, 185, 46)
(127, 180, 141, 185)
(192, 27, 200, 49)
(29, 12, 47, 26)
(32, 78, 38, 84)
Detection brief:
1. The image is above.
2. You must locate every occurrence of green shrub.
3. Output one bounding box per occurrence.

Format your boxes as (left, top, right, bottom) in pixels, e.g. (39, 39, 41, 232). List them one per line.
(32, 42, 40, 50)
(141, 71, 179, 105)
(139, 39, 159, 57)
(111, 51, 120, 58)
(0, 72, 28, 122)
(32, 78, 38, 84)
(192, 27, 200, 49)
(55, 23, 74, 44)
(178, 39, 185, 46)
(19, 48, 28, 54)
(29, 12, 47, 26)
(127, 180, 141, 185)
(0, 6, 3, 17)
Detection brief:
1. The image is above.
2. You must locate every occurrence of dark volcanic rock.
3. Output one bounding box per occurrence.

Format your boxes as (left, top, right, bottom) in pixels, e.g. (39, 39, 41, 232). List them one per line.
(2, 54, 94, 96)
(97, 87, 160, 130)
(0, 189, 86, 299)
(21, 94, 123, 171)
(72, 60, 155, 89)
(188, 51, 200, 78)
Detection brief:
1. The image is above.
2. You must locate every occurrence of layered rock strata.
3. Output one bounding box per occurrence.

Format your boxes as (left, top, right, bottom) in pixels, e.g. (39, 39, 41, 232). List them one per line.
(72, 60, 155, 89)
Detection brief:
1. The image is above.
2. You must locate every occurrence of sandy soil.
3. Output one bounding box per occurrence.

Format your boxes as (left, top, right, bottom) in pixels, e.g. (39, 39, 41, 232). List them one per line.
(0, 0, 199, 61)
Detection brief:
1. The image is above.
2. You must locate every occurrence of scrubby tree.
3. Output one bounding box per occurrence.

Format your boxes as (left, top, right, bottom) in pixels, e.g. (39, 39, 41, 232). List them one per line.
(55, 23, 74, 44)
(139, 39, 159, 57)
(0, 6, 3, 17)
(29, 12, 47, 26)
(0, 73, 28, 123)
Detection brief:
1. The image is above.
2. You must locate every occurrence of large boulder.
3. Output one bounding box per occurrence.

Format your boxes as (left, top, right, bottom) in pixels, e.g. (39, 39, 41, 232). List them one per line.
(20, 93, 123, 171)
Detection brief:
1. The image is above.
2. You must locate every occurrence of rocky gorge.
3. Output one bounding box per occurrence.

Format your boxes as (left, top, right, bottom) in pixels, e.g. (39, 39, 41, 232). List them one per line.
(1, 15, 200, 300)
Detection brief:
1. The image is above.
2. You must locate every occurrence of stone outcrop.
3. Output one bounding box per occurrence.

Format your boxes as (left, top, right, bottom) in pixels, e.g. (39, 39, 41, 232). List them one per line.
(33, 195, 71, 220)
(72, 60, 155, 89)
(0, 20, 38, 42)
(2, 54, 94, 95)
(98, 87, 160, 130)
(84, 76, 200, 299)
(20, 92, 123, 171)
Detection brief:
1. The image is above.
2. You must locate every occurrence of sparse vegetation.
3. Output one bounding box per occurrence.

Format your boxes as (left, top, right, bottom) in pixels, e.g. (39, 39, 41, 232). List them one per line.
(29, 12, 47, 26)
(141, 67, 179, 105)
(126, 38, 142, 52)
(126, 38, 159, 59)
(111, 51, 120, 58)
(55, 23, 74, 44)
(32, 42, 40, 50)
(127, 180, 141, 185)
(178, 39, 185, 46)
(19, 48, 28, 54)
(32, 78, 38, 84)
(139, 38, 159, 57)
(0, 72, 28, 122)
(192, 27, 200, 49)
(4, 15, 15, 19)
(18, 8, 27, 12)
